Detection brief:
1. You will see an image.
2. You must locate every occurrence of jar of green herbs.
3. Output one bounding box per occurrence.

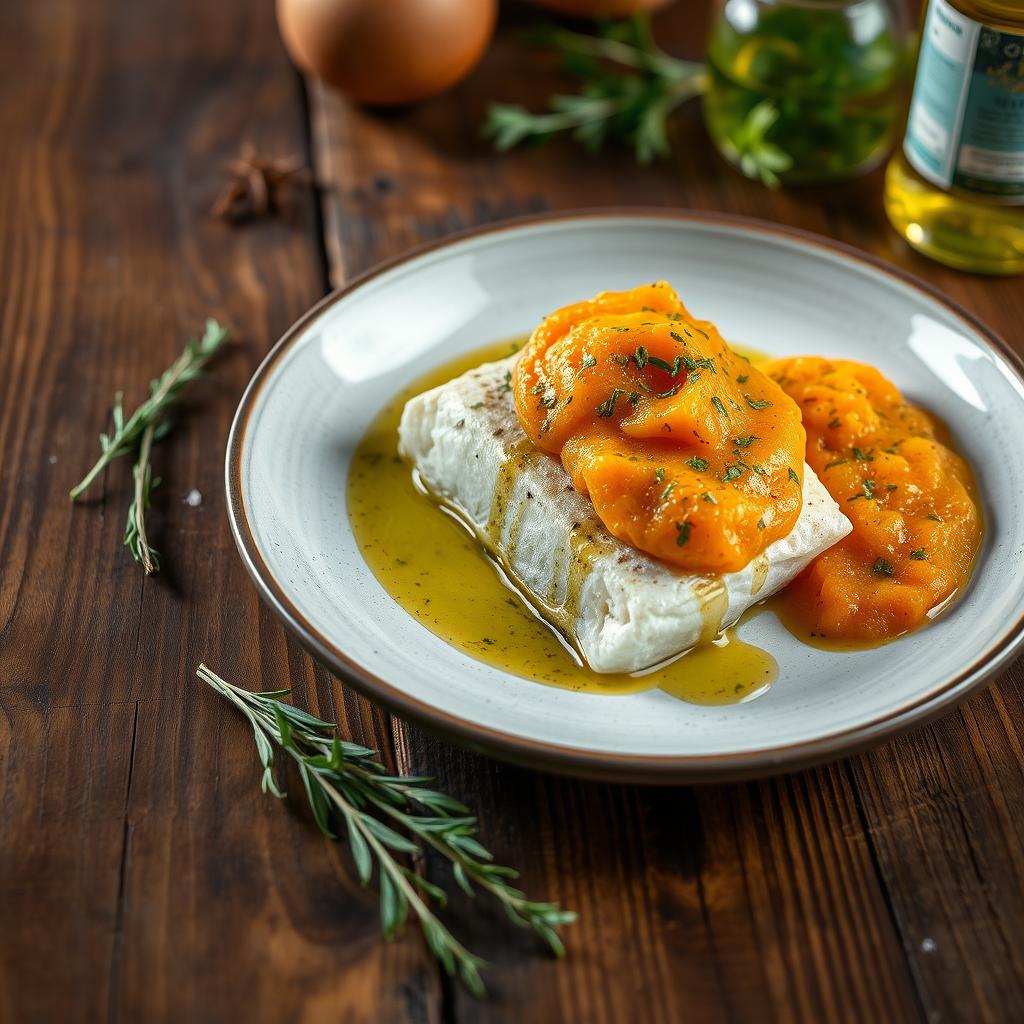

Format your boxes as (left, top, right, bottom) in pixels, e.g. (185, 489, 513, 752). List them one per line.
(703, 0, 909, 187)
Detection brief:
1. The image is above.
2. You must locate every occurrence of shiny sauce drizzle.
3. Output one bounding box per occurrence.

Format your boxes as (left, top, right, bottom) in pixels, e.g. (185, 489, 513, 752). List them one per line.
(348, 339, 777, 705)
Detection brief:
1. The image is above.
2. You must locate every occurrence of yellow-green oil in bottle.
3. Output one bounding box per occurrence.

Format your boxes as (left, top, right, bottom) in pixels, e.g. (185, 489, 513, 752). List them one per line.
(884, 0, 1024, 274)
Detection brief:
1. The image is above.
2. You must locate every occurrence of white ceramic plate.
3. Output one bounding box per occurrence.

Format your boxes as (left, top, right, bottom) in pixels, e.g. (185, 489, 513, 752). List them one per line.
(227, 211, 1024, 781)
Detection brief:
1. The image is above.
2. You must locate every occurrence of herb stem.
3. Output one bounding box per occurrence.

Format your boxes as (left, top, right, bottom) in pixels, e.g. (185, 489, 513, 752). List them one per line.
(129, 422, 158, 574)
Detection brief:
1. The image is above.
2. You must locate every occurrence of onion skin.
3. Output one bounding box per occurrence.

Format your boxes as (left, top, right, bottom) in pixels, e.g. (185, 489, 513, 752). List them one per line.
(528, 0, 672, 16)
(276, 0, 497, 107)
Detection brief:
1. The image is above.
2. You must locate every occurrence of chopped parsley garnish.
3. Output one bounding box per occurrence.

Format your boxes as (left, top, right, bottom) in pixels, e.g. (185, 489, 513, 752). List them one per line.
(682, 354, 716, 374)
(632, 346, 649, 369)
(744, 394, 772, 410)
(669, 331, 686, 345)
(788, 467, 800, 484)
(611, 353, 630, 366)
(582, 354, 597, 369)
(655, 467, 665, 482)
(751, 464, 767, 477)
(531, 382, 546, 395)
(660, 481, 676, 501)
(675, 520, 692, 546)
(711, 396, 728, 418)
(702, 491, 717, 504)
(609, 326, 630, 333)
(648, 354, 684, 376)
(873, 558, 894, 577)
(828, 418, 841, 429)
(538, 394, 557, 409)
(927, 513, 944, 522)
(852, 447, 874, 462)
(848, 479, 877, 502)
(686, 456, 709, 472)
(500, 371, 512, 393)
(824, 459, 848, 470)
(628, 391, 641, 405)
(757, 518, 766, 530)
(655, 384, 682, 399)
(665, 312, 683, 321)
(733, 435, 757, 448)
(721, 464, 743, 482)
(886, 483, 898, 492)
(736, 374, 749, 384)
(595, 389, 625, 417)
(910, 548, 927, 560)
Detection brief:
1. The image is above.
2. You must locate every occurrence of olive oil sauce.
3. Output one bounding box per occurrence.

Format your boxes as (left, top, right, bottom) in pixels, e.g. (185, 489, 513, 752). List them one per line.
(347, 340, 777, 706)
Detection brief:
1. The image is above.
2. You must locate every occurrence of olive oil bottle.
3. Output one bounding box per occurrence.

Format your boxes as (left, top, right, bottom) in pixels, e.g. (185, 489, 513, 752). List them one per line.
(885, 0, 1024, 274)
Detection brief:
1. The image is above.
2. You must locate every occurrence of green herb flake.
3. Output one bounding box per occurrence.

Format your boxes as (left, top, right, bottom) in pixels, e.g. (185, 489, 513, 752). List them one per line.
(721, 465, 743, 482)
(788, 467, 800, 485)
(686, 456, 709, 472)
(927, 513, 944, 523)
(531, 382, 546, 395)
(824, 459, 848, 470)
(582, 354, 597, 369)
(744, 394, 772, 410)
(757, 517, 766, 530)
(469, 402, 484, 410)
(828, 418, 841, 429)
(675, 520, 692, 546)
(853, 447, 874, 462)
(910, 548, 928, 560)
(628, 391, 641, 405)
(654, 467, 665, 482)
(848, 479, 877, 502)
(711, 396, 729, 418)
(669, 331, 685, 345)
(595, 389, 625, 417)
(733, 434, 757, 448)
(648, 354, 683, 376)
(660, 481, 676, 502)
(611, 354, 630, 366)
(500, 371, 512, 393)
(736, 374, 749, 384)
(655, 384, 682, 399)
(702, 491, 718, 504)
(873, 558, 894, 577)
(633, 346, 649, 369)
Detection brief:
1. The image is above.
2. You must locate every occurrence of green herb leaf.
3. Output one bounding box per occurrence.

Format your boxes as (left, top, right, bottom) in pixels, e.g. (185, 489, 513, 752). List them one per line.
(744, 394, 772, 410)
(711, 396, 728, 418)
(733, 435, 757, 448)
(675, 520, 692, 546)
(873, 558, 894, 577)
(196, 664, 575, 997)
(686, 456, 709, 472)
(721, 465, 743, 482)
(910, 548, 927, 560)
(582, 354, 597, 369)
(655, 467, 665, 482)
(596, 389, 625, 417)
(788, 467, 800, 485)
(702, 491, 718, 504)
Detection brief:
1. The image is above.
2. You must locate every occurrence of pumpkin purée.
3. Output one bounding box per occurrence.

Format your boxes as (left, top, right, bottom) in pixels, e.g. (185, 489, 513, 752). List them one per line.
(513, 284, 806, 574)
(765, 356, 981, 642)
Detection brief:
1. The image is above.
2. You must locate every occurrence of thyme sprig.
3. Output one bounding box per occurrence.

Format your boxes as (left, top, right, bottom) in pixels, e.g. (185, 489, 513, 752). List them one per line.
(483, 17, 792, 185)
(123, 423, 160, 574)
(69, 319, 228, 501)
(197, 665, 575, 996)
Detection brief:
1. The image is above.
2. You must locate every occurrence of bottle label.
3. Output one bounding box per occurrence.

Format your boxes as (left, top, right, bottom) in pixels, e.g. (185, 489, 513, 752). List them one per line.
(904, 0, 1024, 204)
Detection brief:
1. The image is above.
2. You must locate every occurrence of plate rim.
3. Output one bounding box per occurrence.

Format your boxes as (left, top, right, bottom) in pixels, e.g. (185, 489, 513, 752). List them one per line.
(225, 207, 1024, 782)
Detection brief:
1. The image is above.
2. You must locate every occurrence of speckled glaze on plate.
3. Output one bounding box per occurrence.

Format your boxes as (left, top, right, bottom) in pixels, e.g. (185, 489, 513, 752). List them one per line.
(226, 211, 1024, 782)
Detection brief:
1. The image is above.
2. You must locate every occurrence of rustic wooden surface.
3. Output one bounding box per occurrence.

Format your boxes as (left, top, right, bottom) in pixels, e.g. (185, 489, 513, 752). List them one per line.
(2, 1, 1023, 1021)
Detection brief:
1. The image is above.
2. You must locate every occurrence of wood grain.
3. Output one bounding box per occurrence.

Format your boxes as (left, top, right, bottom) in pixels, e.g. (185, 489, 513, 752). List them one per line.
(310, 3, 1024, 1021)
(0, 0, 436, 1020)
(3, 0, 1024, 1021)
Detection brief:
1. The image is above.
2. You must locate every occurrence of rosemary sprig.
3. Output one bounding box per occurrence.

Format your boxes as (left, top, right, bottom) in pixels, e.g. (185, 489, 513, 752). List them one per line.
(123, 423, 160, 574)
(69, 319, 228, 501)
(197, 664, 576, 996)
(484, 17, 793, 186)
(485, 18, 707, 165)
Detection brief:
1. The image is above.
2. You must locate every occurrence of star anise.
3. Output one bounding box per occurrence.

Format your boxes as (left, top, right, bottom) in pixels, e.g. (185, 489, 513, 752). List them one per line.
(211, 142, 311, 224)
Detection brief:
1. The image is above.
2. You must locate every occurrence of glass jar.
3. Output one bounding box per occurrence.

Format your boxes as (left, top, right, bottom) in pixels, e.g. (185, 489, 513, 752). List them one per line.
(703, 0, 910, 186)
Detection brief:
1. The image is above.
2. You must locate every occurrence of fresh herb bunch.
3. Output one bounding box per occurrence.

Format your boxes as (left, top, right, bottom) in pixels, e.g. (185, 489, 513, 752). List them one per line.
(483, 16, 792, 184)
(198, 664, 575, 996)
(485, 17, 707, 165)
(70, 319, 228, 573)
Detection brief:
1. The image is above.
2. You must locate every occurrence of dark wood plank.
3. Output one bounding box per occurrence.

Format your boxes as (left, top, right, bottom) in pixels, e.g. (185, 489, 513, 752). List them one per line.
(0, 1, 438, 1020)
(308, 6, 945, 1021)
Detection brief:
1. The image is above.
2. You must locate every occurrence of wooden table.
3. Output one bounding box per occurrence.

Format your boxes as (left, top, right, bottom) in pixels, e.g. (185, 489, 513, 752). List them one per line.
(3, 2, 1023, 1021)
